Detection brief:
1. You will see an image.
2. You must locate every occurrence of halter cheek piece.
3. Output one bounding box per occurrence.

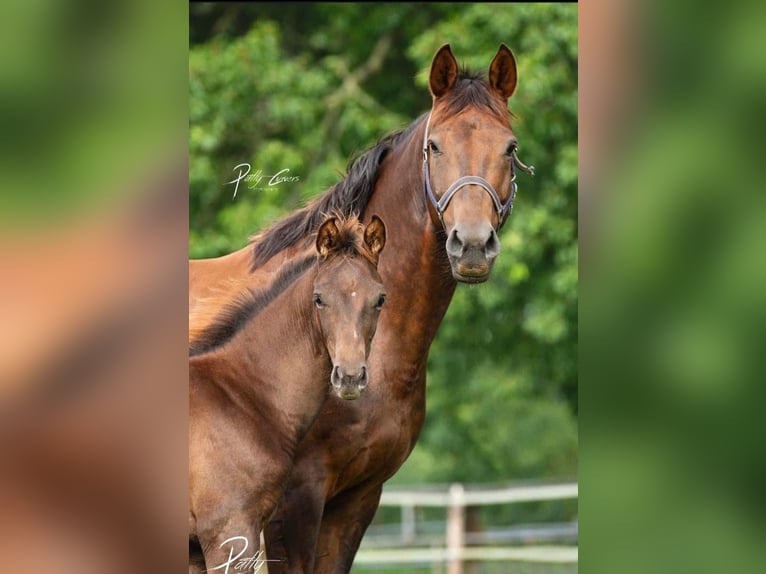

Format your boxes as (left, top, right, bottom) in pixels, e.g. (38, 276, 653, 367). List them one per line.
(422, 112, 535, 230)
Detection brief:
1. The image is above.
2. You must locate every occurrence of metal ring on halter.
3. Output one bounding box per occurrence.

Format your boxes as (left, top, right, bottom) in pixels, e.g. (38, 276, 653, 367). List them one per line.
(421, 112, 534, 230)
(513, 152, 535, 176)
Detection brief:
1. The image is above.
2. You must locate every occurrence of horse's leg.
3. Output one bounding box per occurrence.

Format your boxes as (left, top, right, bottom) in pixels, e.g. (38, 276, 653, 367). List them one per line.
(312, 483, 383, 574)
(263, 472, 327, 574)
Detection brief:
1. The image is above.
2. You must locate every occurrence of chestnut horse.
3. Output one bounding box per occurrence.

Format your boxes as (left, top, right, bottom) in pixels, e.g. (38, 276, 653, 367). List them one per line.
(189, 44, 534, 572)
(188, 215, 387, 573)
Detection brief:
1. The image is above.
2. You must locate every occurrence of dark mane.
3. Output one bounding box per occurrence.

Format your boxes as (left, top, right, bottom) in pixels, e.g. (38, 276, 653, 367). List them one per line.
(441, 69, 513, 121)
(249, 140, 392, 270)
(190, 254, 316, 356)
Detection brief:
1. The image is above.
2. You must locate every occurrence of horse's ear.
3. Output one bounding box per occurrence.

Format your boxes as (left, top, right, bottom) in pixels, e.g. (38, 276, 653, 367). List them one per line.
(364, 215, 387, 262)
(429, 44, 459, 98)
(489, 44, 518, 100)
(316, 218, 341, 258)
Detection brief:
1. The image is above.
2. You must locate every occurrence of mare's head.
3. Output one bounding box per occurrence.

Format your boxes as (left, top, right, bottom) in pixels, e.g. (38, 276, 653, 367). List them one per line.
(423, 44, 533, 283)
(313, 214, 387, 400)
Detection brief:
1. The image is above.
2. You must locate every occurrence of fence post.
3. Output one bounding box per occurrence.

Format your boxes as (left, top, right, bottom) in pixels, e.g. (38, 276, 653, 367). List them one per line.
(446, 483, 465, 574)
(401, 503, 416, 544)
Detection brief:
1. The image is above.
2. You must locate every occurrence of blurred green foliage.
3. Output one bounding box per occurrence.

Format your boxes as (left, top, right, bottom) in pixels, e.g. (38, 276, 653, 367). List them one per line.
(190, 3, 577, 485)
(580, 1, 766, 573)
(0, 0, 182, 225)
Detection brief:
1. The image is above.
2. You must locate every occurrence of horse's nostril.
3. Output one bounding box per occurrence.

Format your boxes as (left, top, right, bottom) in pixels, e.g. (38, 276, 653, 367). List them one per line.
(446, 229, 464, 257)
(359, 366, 367, 385)
(485, 229, 500, 259)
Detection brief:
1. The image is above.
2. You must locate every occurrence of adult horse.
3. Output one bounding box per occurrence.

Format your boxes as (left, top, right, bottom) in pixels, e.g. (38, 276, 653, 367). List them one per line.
(189, 44, 534, 572)
(188, 215, 387, 573)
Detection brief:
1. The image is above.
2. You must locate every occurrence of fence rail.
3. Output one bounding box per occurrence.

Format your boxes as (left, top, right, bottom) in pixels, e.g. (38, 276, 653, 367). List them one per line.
(353, 481, 578, 573)
(354, 545, 578, 564)
(379, 482, 578, 507)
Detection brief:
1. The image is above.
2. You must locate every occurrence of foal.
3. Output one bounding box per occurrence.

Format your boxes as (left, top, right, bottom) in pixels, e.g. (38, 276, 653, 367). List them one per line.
(188, 214, 387, 573)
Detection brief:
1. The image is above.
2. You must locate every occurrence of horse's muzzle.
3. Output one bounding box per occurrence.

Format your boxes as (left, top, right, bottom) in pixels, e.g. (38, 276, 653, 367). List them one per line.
(445, 223, 500, 283)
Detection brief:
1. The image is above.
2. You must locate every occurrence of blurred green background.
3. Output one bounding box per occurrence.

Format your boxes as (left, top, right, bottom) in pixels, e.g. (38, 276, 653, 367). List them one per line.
(580, 1, 766, 573)
(0, 0, 182, 225)
(189, 3, 578, 495)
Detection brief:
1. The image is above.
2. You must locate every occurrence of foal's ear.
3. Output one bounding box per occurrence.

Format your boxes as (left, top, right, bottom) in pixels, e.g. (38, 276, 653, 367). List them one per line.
(364, 215, 387, 262)
(489, 44, 518, 100)
(316, 218, 341, 258)
(429, 44, 459, 98)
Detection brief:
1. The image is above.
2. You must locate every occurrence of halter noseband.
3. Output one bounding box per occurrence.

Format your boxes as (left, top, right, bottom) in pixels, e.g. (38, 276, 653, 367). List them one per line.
(422, 112, 535, 230)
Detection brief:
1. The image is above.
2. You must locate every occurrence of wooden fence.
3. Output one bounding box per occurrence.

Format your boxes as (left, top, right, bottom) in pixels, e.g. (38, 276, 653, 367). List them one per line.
(352, 481, 578, 573)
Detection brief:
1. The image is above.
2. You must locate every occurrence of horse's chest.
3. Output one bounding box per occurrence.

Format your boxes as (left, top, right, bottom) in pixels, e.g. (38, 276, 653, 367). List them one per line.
(332, 410, 415, 492)
(367, 392, 425, 469)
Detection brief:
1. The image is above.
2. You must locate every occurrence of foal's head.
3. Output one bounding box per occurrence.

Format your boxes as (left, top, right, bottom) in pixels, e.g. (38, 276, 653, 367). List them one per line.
(313, 214, 387, 400)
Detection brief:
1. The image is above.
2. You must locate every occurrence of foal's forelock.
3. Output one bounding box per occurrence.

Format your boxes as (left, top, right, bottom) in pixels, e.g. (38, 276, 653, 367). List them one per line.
(318, 231, 378, 268)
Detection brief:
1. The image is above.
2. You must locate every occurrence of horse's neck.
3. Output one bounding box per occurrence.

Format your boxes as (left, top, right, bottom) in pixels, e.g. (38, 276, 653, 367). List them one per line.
(208, 269, 329, 445)
(189, 244, 254, 300)
(190, 241, 309, 307)
(367, 124, 457, 386)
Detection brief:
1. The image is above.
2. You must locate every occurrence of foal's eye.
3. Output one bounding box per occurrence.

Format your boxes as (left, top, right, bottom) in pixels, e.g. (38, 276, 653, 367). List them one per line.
(375, 294, 387, 310)
(428, 140, 441, 155)
(313, 293, 325, 309)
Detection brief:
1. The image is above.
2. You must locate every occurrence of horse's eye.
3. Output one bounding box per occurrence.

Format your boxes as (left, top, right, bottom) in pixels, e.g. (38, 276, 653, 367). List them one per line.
(313, 293, 324, 308)
(375, 294, 386, 309)
(428, 140, 441, 155)
(505, 141, 518, 157)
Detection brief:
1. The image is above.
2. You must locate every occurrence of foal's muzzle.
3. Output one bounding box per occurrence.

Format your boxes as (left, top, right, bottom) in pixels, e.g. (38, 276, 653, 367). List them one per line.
(331, 365, 367, 400)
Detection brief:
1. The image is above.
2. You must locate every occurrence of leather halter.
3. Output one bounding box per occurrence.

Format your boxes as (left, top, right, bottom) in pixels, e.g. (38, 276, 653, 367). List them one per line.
(422, 112, 535, 230)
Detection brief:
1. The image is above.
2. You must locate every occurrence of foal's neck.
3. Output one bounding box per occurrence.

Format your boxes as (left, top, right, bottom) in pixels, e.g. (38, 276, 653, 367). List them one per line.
(217, 266, 330, 446)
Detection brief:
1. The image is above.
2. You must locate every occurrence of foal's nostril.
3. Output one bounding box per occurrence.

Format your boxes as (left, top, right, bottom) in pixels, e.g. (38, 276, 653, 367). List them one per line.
(358, 366, 368, 387)
(331, 365, 342, 387)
